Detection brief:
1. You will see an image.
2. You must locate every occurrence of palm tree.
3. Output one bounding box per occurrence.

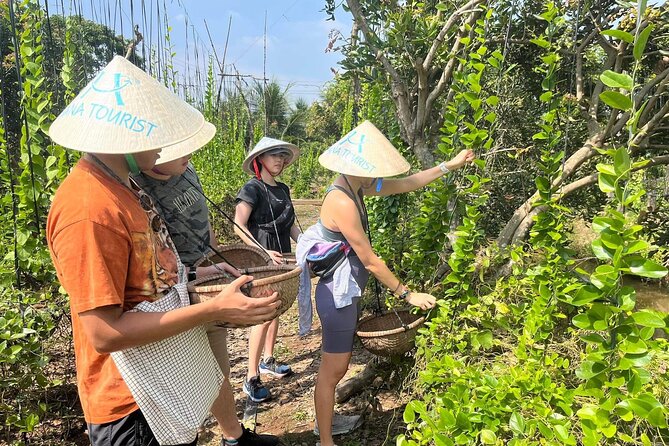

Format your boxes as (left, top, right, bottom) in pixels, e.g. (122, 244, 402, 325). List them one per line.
(282, 98, 308, 140)
(251, 79, 290, 138)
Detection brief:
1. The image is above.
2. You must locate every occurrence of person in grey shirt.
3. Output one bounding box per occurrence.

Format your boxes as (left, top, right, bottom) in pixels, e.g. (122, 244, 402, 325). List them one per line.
(134, 124, 280, 446)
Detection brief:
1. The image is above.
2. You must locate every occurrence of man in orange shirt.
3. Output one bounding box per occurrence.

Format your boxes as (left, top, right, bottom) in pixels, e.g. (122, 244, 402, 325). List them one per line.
(47, 56, 280, 446)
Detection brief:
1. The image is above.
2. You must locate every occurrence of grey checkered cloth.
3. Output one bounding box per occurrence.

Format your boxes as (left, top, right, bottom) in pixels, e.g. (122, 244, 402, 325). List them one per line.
(111, 261, 224, 445)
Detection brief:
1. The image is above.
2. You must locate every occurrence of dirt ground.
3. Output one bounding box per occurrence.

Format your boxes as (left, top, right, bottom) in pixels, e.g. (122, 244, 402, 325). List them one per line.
(13, 203, 415, 446)
(199, 202, 413, 446)
(197, 299, 412, 446)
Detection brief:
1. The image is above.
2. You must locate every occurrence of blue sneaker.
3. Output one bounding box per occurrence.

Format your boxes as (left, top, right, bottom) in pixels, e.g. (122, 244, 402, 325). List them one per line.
(259, 357, 292, 378)
(243, 376, 271, 403)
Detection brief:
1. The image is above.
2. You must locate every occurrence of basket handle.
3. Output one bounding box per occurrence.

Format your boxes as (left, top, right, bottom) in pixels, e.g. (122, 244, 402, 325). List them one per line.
(391, 307, 409, 331)
(240, 282, 253, 297)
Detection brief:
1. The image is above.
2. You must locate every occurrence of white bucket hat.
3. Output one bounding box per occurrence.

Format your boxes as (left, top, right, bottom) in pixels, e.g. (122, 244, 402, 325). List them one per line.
(318, 120, 410, 178)
(155, 121, 216, 165)
(242, 137, 300, 175)
(49, 55, 205, 154)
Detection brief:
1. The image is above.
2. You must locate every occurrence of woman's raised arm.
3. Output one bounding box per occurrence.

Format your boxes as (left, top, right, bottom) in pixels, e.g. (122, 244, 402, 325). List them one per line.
(364, 149, 476, 196)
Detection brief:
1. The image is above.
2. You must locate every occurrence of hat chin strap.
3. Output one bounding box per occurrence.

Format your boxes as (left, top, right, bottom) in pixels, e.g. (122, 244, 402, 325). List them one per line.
(125, 154, 141, 175)
(254, 158, 284, 180)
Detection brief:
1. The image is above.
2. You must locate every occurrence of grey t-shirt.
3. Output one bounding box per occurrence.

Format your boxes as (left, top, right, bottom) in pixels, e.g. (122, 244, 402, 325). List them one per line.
(134, 164, 211, 267)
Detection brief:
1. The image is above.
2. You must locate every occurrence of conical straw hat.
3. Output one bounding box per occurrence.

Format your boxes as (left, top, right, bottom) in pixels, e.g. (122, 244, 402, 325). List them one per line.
(242, 137, 300, 175)
(49, 55, 204, 154)
(318, 121, 410, 178)
(156, 121, 216, 165)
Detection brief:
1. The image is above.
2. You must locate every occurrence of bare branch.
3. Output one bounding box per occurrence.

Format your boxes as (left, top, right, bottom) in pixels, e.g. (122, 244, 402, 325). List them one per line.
(631, 99, 669, 150)
(576, 53, 585, 102)
(638, 69, 669, 125)
(635, 65, 669, 108)
(124, 25, 143, 59)
(575, 29, 598, 102)
(425, 10, 479, 116)
(422, 0, 486, 70)
(560, 155, 669, 198)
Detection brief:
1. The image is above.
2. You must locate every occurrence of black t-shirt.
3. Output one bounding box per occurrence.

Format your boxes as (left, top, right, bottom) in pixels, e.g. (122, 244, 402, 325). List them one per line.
(134, 164, 211, 267)
(235, 178, 295, 253)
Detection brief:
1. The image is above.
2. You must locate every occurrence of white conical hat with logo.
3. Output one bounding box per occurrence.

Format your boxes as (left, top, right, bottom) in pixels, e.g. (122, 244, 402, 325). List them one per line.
(242, 137, 300, 175)
(318, 120, 410, 177)
(49, 55, 204, 154)
(155, 121, 216, 164)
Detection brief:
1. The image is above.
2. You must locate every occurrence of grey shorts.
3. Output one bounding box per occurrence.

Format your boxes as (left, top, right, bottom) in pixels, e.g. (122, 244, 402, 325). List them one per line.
(315, 256, 369, 353)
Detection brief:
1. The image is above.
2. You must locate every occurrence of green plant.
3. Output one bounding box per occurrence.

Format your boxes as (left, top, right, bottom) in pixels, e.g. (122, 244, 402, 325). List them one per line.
(0, 290, 62, 439)
(0, 1, 69, 439)
(561, 3, 669, 443)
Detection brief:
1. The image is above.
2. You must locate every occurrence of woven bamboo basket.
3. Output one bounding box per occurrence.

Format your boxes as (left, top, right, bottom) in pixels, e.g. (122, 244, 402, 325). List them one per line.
(280, 253, 319, 278)
(193, 244, 272, 270)
(188, 264, 302, 328)
(281, 253, 297, 265)
(356, 310, 425, 357)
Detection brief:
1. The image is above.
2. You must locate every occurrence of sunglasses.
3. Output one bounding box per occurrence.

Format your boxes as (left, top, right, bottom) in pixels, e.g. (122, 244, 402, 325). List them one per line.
(265, 149, 291, 159)
(138, 189, 163, 233)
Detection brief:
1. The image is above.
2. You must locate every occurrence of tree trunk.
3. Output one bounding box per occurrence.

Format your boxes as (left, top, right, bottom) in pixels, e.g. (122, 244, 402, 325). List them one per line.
(411, 137, 436, 169)
(334, 362, 379, 403)
(496, 135, 602, 246)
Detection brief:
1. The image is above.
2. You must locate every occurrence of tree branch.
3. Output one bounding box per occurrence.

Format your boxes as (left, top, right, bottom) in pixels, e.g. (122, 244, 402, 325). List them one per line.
(425, 9, 480, 118)
(422, 0, 485, 70)
(574, 29, 598, 102)
(124, 25, 143, 59)
(559, 155, 669, 199)
(634, 65, 669, 108)
(631, 98, 669, 150)
(346, 0, 413, 129)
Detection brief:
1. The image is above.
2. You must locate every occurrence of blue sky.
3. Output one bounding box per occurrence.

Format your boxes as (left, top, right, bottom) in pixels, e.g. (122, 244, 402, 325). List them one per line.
(171, 1, 351, 103)
(49, 0, 351, 104)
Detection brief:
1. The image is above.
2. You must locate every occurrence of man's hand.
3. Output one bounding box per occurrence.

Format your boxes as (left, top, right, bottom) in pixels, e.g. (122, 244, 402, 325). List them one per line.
(217, 261, 241, 277)
(267, 250, 284, 265)
(208, 275, 280, 325)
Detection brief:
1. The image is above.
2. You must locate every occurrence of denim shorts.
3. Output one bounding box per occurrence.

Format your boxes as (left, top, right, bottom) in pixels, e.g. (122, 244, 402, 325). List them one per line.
(87, 410, 197, 446)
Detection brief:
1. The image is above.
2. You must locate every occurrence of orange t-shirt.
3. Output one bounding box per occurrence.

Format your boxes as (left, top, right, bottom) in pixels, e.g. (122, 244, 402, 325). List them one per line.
(46, 158, 179, 424)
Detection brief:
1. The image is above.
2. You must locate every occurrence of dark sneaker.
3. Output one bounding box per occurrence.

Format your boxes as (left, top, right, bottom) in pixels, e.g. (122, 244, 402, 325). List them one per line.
(222, 425, 281, 446)
(243, 376, 271, 403)
(259, 357, 292, 378)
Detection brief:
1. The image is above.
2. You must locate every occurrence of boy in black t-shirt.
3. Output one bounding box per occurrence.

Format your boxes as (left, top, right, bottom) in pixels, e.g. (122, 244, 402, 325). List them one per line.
(234, 137, 301, 402)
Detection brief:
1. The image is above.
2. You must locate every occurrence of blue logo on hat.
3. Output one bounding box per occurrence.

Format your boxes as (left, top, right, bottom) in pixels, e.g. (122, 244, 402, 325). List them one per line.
(61, 67, 159, 138)
(337, 130, 366, 154)
(79, 70, 133, 105)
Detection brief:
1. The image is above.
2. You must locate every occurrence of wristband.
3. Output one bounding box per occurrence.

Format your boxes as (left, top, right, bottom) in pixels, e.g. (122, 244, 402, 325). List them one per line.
(439, 162, 450, 174)
(398, 289, 411, 301)
(188, 267, 197, 282)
